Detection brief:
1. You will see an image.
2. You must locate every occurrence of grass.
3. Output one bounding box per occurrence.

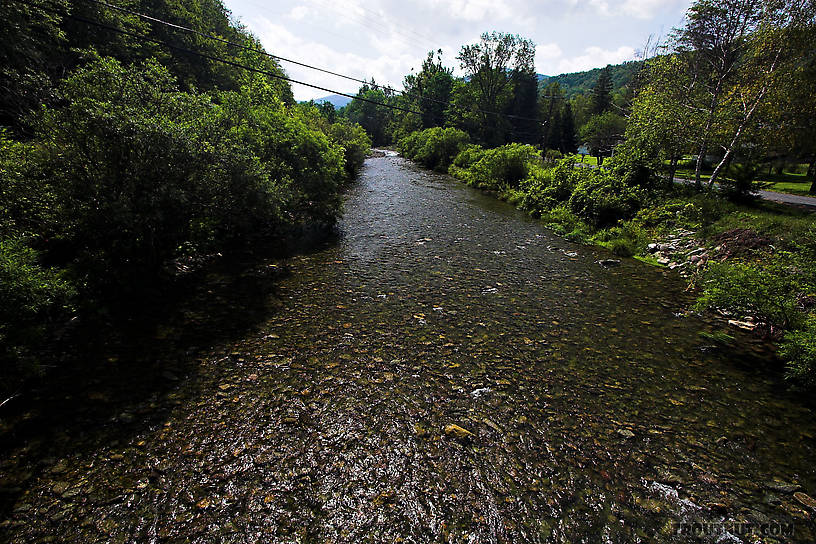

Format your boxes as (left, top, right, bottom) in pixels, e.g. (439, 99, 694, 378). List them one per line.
(575, 155, 599, 167)
(766, 180, 814, 197)
(671, 160, 814, 197)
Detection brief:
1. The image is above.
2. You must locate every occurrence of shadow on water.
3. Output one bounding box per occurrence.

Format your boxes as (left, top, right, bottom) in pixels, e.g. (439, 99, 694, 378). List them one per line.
(0, 230, 337, 519)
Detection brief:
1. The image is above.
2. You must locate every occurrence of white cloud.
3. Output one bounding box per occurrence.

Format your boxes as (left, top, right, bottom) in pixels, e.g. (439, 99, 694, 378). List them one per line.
(552, 45, 636, 74)
(620, 0, 685, 19)
(226, 0, 689, 100)
(288, 5, 309, 20)
(537, 42, 563, 60)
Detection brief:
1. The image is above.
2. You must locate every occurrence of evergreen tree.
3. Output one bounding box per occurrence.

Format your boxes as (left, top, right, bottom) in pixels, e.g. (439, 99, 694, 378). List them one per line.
(560, 103, 577, 153)
(591, 65, 613, 114)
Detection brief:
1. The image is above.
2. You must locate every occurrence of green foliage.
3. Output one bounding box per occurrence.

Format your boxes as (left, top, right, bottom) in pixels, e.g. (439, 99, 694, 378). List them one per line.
(398, 127, 470, 172)
(541, 61, 644, 99)
(13, 57, 344, 294)
(345, 85, 394, 146)
(695, 261, 804, 331)
(578, 112, 626, 159)
(0, 237, 75, 373)
(781, 317, 816, 387)
(568, 168, 646, 227)
(517, 159, 576, 215)
(590, 65, 614, 115)
(328, 120, 372, 177)
(450, 144, 540, 190)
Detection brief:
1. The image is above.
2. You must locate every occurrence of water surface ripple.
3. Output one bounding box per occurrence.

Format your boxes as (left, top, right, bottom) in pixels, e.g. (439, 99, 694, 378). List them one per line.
(1, 154, 815, 543)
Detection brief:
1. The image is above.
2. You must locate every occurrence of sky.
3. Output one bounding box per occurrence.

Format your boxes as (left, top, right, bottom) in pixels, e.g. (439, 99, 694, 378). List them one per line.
(221, 0, 693, 101)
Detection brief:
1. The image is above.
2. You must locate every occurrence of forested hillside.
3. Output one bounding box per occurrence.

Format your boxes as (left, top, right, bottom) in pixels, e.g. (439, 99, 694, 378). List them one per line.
(0, 0, 370, 395)
(540, 61, 644, 99)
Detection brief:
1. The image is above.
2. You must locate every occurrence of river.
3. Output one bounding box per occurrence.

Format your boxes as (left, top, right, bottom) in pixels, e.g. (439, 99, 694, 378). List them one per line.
(1, 153, 814, 543)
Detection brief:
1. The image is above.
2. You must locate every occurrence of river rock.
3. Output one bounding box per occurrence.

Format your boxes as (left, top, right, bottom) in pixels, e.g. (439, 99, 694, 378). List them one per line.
(597, 259, 621, 268)
(766, 481, 801, 493)
(794, 492, 816, 510)
(53, 482, 72, 495)
(706, 502, 728, 514)
(617, 429, 635, 439)
(444, 424, 473, 440)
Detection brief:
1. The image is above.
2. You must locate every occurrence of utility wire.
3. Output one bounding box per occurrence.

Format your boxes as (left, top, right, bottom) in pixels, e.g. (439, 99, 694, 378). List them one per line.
(72, 0, 558, 122)
(19, 0, 424, 115)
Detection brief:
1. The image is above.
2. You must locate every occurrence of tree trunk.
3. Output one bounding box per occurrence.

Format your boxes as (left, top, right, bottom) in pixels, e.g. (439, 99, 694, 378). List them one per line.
(809, 159, 815, 194)
(695, 87, 722, 190)
(669, 155, 679, 184)
(708, 83, 769, 191)
(694, 143, 707, 189)
(709, 148, 734, 191)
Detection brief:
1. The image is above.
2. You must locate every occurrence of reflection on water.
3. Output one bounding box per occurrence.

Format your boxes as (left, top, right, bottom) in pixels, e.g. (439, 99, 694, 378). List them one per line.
(1, 154, 814, 543)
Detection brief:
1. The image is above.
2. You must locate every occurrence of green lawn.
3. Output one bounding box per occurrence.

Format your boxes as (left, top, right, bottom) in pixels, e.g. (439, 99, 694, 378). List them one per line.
(670, 161, 813, 197)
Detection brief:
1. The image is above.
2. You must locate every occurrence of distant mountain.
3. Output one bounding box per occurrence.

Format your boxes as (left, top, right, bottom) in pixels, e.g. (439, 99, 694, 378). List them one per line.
(314, 94, 353, 109)
(539, 61, 644, 98)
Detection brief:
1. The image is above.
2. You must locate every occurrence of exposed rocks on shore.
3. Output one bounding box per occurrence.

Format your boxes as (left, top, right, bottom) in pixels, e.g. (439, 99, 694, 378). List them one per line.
(646, 228, 777, 333)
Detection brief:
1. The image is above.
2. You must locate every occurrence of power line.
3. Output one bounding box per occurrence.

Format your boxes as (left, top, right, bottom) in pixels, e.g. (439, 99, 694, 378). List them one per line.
(72, 0, 557, 122)
(19, 0, 424, 116)
(21, 0, 560, 125)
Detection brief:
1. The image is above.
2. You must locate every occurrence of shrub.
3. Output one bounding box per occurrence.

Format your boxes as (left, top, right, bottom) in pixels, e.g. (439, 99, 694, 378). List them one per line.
(451, 144, 540, 191)
(398, 127, 470, 171)
(450, 144, 486, 170)
(0, 237, 75, 375)
(781, 317, 816, 387)
(329, 120, 371, 178)
(694, 261, 804, 331)
(568, 168, 646, 227)
(518, 159, 578, 216)
(544, 149, 563, 164)
(22, 57, 345, 293)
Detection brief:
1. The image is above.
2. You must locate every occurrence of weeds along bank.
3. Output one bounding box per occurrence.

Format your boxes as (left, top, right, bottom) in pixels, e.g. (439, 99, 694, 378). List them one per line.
(0, 57, 370, 394)
(399, 127, 816, 389)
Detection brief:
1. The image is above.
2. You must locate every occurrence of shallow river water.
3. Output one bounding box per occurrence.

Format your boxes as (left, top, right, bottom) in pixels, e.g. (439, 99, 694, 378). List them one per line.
(1, 153, 815, 543)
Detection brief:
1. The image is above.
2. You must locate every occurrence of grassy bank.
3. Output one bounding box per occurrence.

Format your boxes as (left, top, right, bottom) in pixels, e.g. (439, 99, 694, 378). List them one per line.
(399, 127, 816, 388)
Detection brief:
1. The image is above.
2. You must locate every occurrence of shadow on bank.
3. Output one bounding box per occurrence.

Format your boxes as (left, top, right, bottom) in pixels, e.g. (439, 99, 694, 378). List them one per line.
(0, 227, 338, 518)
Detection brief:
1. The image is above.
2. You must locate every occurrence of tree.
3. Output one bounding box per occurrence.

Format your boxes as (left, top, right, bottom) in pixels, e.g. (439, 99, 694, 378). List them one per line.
(590, 65, 614, 114)
(579, 112, 626, 165)
(403, 50, 454, 130)
(560, 103, 577, 153)
(540, 82, 576, 153)
(703, 0, 816, 189)
(625, 55, 696, 183)
(0, 0, 67, 130)
(456, 31, 535, 146)
(345, 81, 395, 147)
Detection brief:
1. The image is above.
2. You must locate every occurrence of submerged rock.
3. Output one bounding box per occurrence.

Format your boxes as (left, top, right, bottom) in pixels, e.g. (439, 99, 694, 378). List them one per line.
(444, 424, 473, 441)
(794, 492, 816, 510)
(766, 481, 802, 494)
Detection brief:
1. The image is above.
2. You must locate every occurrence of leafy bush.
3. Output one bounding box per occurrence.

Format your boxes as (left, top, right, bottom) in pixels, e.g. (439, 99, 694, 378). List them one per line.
(518, 159, 577, 216)
(694, 261, 804, 331)
(450, 143, 540, 191)
(398, 127, 470, 171)
(781, 317, 816, 387)
(568, 168, 646, 227)
(0, 237, 75, 375)
(20, 57, 345, 292)
(328, 120, 371, 178)
(450, 144, 486, 170)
